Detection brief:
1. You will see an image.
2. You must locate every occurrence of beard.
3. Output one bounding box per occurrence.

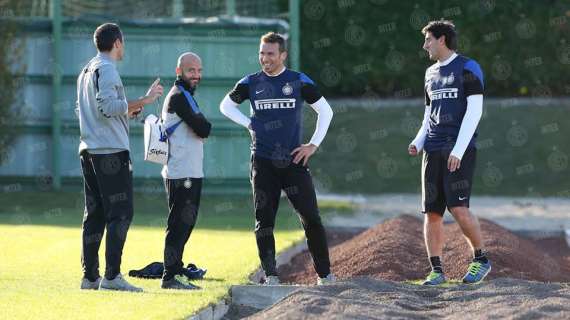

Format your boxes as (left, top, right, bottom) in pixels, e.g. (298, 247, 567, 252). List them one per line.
(180, 74, 200, 90)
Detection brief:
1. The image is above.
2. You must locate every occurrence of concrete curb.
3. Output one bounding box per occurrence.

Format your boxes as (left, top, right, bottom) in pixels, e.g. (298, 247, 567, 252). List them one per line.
(319, 193, 570, 232)
(186, 300, 230, 320)
(513, 229, 570, 249)
(186, 240, 309, 319)
(328, 97, 570, 109)
(230, 284, 307, 310)
(511, 229, 564, 239)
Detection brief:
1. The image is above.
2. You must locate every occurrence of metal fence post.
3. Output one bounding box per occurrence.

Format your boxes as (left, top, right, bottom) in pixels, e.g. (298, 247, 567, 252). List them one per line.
(226, 0, 236, 16)
(50, 0, 62, 190)
(289, 0, 300, 71)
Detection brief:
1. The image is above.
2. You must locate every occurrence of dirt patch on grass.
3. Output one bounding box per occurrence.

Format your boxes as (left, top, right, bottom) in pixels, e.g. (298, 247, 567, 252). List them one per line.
(279, 215, 570, 284)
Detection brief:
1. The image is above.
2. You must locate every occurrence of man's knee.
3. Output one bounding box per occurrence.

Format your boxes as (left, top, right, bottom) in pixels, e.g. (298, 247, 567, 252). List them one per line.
(299, 211, 323, 229)
(254, 205, 277, 227)
(254, 225, 274, 242)
(449, 206, 472, 221)
(425, 212, 443, 224)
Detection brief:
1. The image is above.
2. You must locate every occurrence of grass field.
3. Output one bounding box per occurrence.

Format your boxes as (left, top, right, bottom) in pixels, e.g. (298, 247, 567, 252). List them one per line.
(0, 192, 352, 320)
(305, 103, 570, 197)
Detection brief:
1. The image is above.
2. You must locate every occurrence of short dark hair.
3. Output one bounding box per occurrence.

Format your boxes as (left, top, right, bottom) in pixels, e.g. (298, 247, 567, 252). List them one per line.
(260, 32, 287, 52)
(93, 23, 123, 52)
(422, 20, 457, 50)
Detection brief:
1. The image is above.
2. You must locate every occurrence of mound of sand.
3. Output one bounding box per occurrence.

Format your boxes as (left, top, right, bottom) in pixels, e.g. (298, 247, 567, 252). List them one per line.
(279, 215, 570, 284)
(247, 277, 570, 320)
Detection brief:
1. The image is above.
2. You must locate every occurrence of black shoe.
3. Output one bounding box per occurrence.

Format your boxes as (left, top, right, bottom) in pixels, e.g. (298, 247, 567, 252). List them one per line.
(161, 275, 201, 290)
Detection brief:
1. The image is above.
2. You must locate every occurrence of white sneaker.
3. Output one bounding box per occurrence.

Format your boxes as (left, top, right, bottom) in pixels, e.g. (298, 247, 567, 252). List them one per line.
(99, 273, 143, 292)
(317, 274, 336, 285)
(80, 277, 101, 290)
(262, 275, 280, 285)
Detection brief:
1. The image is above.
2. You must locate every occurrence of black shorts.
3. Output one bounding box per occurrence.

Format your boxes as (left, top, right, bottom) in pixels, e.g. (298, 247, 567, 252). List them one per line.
(421, 148, 476, 215)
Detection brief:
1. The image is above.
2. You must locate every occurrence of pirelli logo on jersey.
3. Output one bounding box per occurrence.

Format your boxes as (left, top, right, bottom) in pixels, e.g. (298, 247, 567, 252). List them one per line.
(254, 99, 296, 110)
(430, 88, 458, 101)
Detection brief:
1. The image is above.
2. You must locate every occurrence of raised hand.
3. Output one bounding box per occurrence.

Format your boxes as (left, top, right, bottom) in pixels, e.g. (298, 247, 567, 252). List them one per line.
(144, 78, 163, 104)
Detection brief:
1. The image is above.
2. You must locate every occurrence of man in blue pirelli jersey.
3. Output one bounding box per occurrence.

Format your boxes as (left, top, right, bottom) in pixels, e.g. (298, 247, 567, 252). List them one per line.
(220, 32, 335, 285)
(409, 20, 491, 285)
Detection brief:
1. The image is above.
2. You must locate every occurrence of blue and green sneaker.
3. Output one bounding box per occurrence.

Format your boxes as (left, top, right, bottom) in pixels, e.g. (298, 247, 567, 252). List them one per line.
(462, 260, 491, 284)
(422, 271, 446, 285)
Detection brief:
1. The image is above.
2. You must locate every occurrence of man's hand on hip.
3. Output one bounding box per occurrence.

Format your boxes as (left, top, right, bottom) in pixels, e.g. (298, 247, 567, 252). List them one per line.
(408, 144, 419, 156)
(448, 155, 461, 172)
(291, 144, 318, 166)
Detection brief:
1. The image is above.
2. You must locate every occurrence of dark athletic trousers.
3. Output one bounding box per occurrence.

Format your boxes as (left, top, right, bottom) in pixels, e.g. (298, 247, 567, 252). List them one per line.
(80, 150, 133, 281)
(163, 177, 202, 280)
(251, 156, 331, 278)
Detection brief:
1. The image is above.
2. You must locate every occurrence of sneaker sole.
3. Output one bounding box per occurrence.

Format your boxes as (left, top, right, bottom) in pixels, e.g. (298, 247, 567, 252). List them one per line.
(422, 277, 447, 286)
(99, 286, 143, 292)
(422, 281, 446, 286)
(80, 286, 99, 290)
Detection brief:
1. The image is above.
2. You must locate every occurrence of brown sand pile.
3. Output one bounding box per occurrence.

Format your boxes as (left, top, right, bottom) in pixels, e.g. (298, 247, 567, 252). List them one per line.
(246, 278, 570, 320)
(279, 215, 570, 284)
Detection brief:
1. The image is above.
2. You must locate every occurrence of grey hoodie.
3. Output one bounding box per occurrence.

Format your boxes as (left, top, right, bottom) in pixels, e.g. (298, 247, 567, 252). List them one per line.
(77, 52, 129, 154)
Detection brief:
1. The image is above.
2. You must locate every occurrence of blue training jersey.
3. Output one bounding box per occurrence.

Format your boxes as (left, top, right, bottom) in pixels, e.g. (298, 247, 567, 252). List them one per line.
(228, 69, 322, 160)
(424, 54, 484, 152)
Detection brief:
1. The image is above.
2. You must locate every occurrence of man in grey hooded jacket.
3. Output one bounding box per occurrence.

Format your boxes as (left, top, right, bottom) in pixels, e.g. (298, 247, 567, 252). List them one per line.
(77, 23, 163, 292)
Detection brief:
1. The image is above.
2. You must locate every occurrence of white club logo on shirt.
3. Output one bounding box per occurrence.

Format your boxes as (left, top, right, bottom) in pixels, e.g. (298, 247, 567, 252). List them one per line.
(282, 83, 293, 95)
(441, 72, 455, 86)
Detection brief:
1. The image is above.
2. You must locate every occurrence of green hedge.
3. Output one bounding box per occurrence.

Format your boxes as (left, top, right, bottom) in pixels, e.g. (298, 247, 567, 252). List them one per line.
(303, 102, 570, 196)
(0, 1, 25, 164)
(297, 0, 570, 98)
